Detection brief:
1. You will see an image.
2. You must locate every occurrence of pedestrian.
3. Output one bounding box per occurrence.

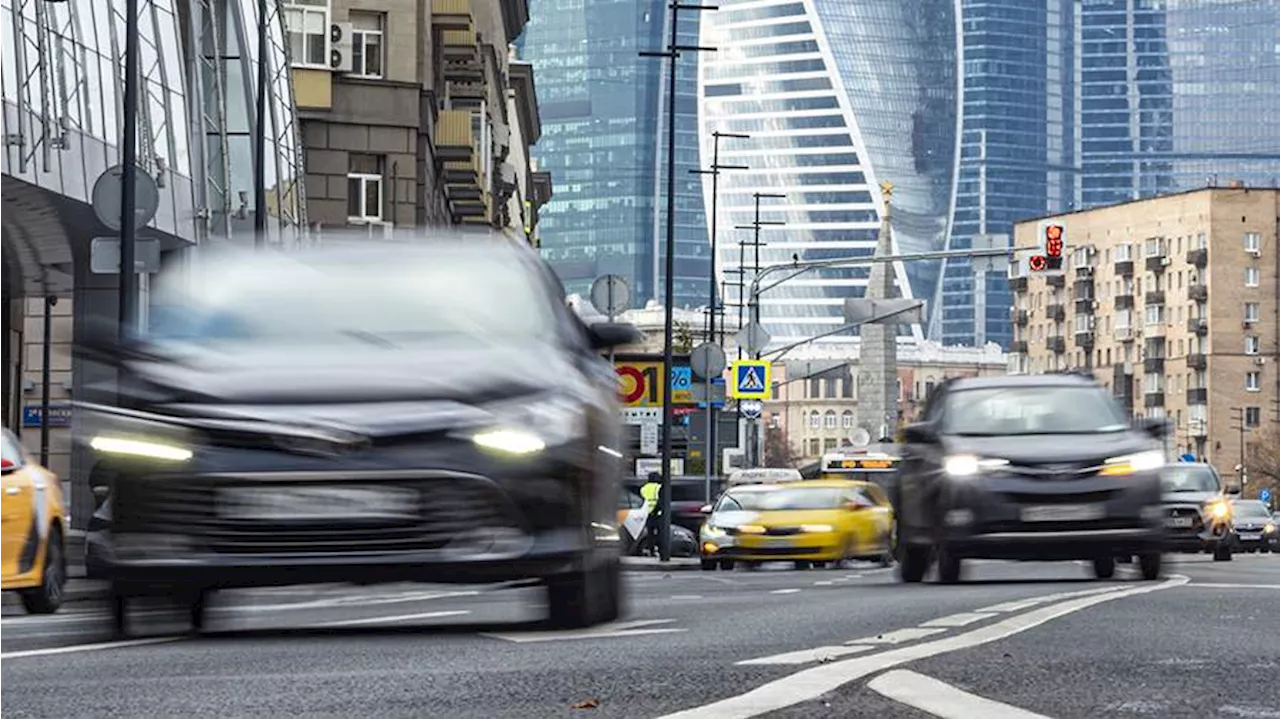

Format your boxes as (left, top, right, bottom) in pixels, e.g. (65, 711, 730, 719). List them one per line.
(640, 472, 662, 556)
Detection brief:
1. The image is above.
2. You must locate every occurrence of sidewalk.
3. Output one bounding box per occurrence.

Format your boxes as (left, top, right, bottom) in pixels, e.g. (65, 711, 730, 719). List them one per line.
(621, 556, 703, 572)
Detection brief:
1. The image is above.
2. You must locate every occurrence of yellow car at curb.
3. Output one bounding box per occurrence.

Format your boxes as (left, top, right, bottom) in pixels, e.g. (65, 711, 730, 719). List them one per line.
(2, 428, 68, 614)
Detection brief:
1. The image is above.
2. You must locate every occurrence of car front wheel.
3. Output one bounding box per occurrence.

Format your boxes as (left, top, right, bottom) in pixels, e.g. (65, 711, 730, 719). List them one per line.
(546, 557, 622, 629)
(20, 529, 65, 615)
(1138, 552, 1163, 580)
(898, 543, 929, 583)
(1092, 556, 1116, 579)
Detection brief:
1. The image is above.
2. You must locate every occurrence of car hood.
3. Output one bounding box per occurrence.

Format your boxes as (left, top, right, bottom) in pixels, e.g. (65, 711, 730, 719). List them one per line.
(1160, 491, 1222, 505)
(126, 341, 578, 405)
(942, 432, 1151, 464)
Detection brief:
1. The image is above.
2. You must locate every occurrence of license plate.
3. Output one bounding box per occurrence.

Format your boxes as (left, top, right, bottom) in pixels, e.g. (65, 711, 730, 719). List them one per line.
(218, 486, 418, 521)
(1021, 504, 1105, 522)
(1239, 533, 1262, 541)
(1165, 516, 1195, 528)
(769, 538, 799, 549)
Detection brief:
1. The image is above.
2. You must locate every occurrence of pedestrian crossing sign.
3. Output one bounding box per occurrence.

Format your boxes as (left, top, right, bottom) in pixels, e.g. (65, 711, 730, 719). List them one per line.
(729, 360, 771, 400)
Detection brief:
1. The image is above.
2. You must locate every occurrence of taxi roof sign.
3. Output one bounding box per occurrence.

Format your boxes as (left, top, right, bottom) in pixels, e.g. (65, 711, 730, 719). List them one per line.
(727, 468, 802, 486)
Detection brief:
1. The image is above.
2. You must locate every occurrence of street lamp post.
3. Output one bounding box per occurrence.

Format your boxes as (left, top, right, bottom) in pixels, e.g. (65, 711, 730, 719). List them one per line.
(254, 0, 269, 248)
(118, 0, 140, 342)
(735, 192, 784, 468)
(640, 1, 718, 562)
(690, 131, 748, 485)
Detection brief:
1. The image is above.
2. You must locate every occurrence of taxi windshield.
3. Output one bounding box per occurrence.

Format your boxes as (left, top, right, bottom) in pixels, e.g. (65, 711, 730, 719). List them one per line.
(719, 487, 843, 511)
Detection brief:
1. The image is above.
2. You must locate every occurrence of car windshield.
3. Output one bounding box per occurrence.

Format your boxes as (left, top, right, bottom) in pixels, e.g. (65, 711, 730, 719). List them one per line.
(1231, 502, 1270, 518)
(1160, 466, 1221, 493)
(147, 247, 559, 348)
(941, 386, 1129, 435)
(719, 487, 843, 511)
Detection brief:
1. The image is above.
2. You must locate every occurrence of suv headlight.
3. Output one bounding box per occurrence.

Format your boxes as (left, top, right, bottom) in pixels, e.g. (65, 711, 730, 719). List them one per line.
(1098, 450, 1164, 477)
(468, 395, 588, 455)
(943, 454, 1009, 477)
(1203, 499, 1230, 521)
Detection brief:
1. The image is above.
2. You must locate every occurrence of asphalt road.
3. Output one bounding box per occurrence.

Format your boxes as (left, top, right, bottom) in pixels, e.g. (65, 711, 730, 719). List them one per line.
(3, 554, 1278, 718)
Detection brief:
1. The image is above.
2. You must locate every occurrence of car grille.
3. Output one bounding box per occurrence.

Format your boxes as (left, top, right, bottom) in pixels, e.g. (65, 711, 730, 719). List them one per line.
(1165, 507, 1203, 535)
(764, 527, 804, 536)
(116, 471, 528, 556)
(1003, 460, 1105, 480)
(1001, 490, 1120, 505)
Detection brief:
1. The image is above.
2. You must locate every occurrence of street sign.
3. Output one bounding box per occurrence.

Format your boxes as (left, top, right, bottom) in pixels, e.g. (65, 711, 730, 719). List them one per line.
(91, 164, 160, 231)
(620, 407, 661, 425)
(590, 274, 631, 317)
(729, 360, 770, 400)
(844, 298, 925, 325)
(1179, 453, 1197, 463)
(639, 423, 659, 455)
(690, 342, 727, 380)
(90, 237, 162, 274)
(740, 400, 763, 420)
(614, 361, 694, 407)
(22, 403, 72, 428)
(1261, 488, 1272, 504)
(735, 322, 771, 355)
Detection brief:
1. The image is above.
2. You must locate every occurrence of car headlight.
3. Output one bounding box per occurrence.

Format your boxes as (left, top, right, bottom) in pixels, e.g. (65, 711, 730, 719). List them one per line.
(1263, 523, 1276, 534)
(702, 525, 727, 538)
(737, 524, 766, 535)
(943, 454, 1009, 477)
(469, 395, 587, 454)
(1204, 499, 1230, 520)
(89, 436, 193, 462)
(1098, 450, 1164, 477)
(801, 524, 833, 533)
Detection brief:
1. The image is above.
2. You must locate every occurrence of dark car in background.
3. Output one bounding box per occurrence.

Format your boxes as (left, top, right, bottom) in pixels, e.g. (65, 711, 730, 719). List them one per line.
(1159, 463, 1238, 561)
(78, 236, 641, 634)
(895, 374, 1167, 584)
(1230, 500, 1276, 553)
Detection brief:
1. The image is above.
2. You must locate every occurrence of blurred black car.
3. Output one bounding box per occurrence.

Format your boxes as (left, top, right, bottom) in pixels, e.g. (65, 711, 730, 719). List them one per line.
(895, 374, 1167, 584)
(1229, 500, 1276, 553)
(1159, 463, 1238, 560)
(78, 237, 640, 634)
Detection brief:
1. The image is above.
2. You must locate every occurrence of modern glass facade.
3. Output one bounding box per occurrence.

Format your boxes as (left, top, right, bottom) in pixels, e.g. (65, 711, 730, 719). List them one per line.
(698, 0, 960, 347)
(937, 0, 1076, 348)
(521, 0, 711, 309)
(1078, 0, 1280, 208)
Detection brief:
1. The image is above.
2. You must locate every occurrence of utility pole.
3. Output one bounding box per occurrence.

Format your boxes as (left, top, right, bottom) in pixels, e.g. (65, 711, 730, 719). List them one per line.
(1230, 406, 1250, 492)
(735, 192, 784, 468)
(640, 1, 718, 562)
(690, 132, 748, 484)
(254, 0, 269, 248)
(118, 0, 141, 342)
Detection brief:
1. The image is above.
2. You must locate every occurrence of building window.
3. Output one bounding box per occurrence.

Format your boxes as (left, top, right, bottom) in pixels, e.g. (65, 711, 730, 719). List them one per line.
(350, 12, 384, 78)
(1244, 302, 1260, 323)
(823, 438, 838, 453)
(808, 438, 820, 457)
(1246, 336, 1260, 355)
(808, 412, 820, 429)
(1245, 407, 1261, 428)
(808, 378, 821, 398)
(841, 411, 853, 429)
(824, 411, 837, 429)
(284, 0, 329, 68)
(1144, 305, 1163, 326)
(771, 382, 780, 400)
(1245, 266, 1260, 287)
(347, 153, 383, 222)
(1246, 372, 1260, 392)
(1244, 232, 1260, 253)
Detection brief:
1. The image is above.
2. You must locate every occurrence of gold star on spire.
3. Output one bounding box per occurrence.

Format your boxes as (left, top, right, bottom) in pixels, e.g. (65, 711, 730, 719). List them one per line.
(879, 180, 894, 197)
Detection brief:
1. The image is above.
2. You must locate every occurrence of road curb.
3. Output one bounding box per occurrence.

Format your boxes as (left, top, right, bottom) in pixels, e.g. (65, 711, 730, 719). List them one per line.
(621, 560, 703, 572)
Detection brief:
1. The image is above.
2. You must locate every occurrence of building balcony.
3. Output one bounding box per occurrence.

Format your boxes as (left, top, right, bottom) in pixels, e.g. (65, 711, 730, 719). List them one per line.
(1145, 323, 1165, 337)
(1073, 278, 1094, 297)
(1143, 357, 1165, 373)
(1047, 303, 1066, 321)
(1145, 290, 1165, 306)
(1187, 353, 1207, 370)
(1047, 274, 1065, 289)
(1115, 259, 1134, 276)
(1012, 308, 1029, 326)
(1114, 294, 1134, 310)
(1187, 387, 1208, 405)
(1187, 317, 1208, 336)
(1075, 331, 1095, 349)
(1010, 340, 1028, 354)
(1145, 255, 1167, 273)
(1010, 276, 1028, 293)
(1144, 392, 1165, 408)
(435, 109, 489, 223)
(1189, 284, 1208, 302)
(1047, 336, 1066, 353)
(1074, 298, 1094, 315)
(1185, 248, 1208, 268)
(1114, 326, 1134, 342)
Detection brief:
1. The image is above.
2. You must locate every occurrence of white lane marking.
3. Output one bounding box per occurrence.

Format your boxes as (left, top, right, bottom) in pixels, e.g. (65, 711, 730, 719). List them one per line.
(737, 644, 873, 666)
(770, 589, 801, 595)
(921, 612, 997, 628)
(1, 637, 183, 660)
(975, 585, 1123, 614)
(483, 618, 687, 644)
(670, 595, 704, 600)
(658, 575, 1188, 719)
(813, 581, 834, 586)
(1183, 583, 1280, 590)
(868, 669, 1051, 719)
(847, 627, 946, 646)
(315, 610, 470, 627)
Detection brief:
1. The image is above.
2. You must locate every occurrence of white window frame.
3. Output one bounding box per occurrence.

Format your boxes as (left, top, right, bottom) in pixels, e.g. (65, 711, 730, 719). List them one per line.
(1244, 232, 1261, 253)
(1245, 336, 1260, 355)
(283, 0, 330, 69)
(808, 412, 820, 429)
(350, 12, 384, 78)
(1246, 372, 1261, 392)
(347, 171, 383, 223)
(823, 411, 837, 430)
(1245, 266, 1260, 287)
(1244, 302, 1260, 323)
(1144, 305, 1162, 326)
(840, 411, 853, 429)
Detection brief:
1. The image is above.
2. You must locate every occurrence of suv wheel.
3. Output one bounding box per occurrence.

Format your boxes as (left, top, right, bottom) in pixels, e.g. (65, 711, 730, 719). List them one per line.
(897, 543, 929, 583)
(1092, 556, 1116, 580)
(1138, 552, 1163, 580)
(546, 557, 622, 629)
(1213, 542, 1233, 562)
(935, 544, 962, 584)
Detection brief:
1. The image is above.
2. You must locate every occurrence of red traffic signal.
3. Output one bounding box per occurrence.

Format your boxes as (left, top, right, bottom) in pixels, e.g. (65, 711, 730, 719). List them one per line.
(1045, 224, 1064, 258)
(1029, 255, 1047, 272)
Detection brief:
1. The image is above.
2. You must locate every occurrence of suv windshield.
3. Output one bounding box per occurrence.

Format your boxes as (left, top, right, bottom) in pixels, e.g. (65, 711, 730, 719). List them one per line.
(1231, 501, 1270, 518)
(942, 385, 1129, 436)
(718, 487, 844, 511)
(1160, 466, 1221, 494)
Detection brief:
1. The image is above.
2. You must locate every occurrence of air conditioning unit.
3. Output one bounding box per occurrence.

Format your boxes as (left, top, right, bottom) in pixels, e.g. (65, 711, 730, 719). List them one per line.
(1255, 356, 1267, 366)
(1161, 256, 1171, 266)
(1248, 249, 1262, 258)
(330, 23, 353, 72)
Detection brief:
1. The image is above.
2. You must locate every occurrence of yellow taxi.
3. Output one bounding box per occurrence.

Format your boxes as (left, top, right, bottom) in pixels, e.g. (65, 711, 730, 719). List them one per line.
(2, 428, 68, 613)
(699, 472, 894, 570)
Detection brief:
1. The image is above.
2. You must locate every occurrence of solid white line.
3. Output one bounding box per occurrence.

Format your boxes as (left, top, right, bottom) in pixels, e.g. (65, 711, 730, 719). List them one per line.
(846, 627, 946, 646)
(315, 610, 470, 627)
(868, 669, 1051, 719)
(975, 585, 1123, 614)
(771, 589, 801, 595)
(658, 575, 1188, 719)
(482, 618, 687, 643)
(670, 595, 704, 600)
(1183, 583, 1280, 590)
(921, 612, 997, 628)
(737, 644, 873, 666)
(813, 581, 834, 586)
(1, 637, 183, 660)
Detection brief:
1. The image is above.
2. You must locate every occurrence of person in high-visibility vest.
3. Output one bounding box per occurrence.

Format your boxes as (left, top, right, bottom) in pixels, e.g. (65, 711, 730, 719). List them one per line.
(639, 473, 662, 556)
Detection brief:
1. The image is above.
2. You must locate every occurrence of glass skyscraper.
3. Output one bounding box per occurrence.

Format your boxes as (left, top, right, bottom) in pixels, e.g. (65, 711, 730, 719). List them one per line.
(698, 0, 960, 347)
(520, 0, 710, 310)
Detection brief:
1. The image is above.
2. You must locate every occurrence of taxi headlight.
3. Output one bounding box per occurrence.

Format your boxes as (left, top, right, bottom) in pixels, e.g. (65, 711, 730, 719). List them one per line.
(702, 525, 727, 538)
(89, 436, 193, 462)
(470, 396, 587, 454)
(943, 454, 1009, 478)
(737, 524, 766, 535)
(801, 524, 833, 533)
(1098, 450, 1164, 477)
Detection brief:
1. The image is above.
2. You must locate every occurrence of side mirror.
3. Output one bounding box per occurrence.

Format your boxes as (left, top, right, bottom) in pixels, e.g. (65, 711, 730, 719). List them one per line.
(1136, 416, 1170, 439)
(843, 500, 871, 511)
(698, 504, 712, 514)
(902, 421, 938, 444)
(1225, 483, 1242, 496)
(587, 321, 644, 350)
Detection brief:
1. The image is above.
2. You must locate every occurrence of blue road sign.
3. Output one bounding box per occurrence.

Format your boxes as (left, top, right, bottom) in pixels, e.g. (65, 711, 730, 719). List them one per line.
(740, 400, 763, 420)
(1261, 488, 1271, 504)
(1179, 453, 1196, 463)
(22, 404, 72, 428)
(670, 366, 692, 392)
(729, 360, 770, 400)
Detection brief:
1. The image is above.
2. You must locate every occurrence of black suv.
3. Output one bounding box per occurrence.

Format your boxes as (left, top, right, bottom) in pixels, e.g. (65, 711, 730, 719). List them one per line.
(79, 236, 641, 634)
(895, 374, 1167, 584)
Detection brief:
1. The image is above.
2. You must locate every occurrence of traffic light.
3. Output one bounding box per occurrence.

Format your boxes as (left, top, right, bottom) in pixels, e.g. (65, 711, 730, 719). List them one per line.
(1031, 222, 1066, 273)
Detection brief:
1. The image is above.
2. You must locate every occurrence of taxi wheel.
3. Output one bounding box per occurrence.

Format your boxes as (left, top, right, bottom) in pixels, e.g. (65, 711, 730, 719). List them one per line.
(700, 559, 718, 571)
(20, 529, 65, 615)
(718, 560, 735, 570)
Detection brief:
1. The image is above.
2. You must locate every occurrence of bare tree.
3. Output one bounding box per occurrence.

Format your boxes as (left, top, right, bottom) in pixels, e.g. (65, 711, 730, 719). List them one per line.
(763, 423, 797, 468)
(1245, 422, 1280, 502)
